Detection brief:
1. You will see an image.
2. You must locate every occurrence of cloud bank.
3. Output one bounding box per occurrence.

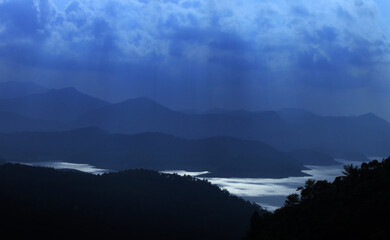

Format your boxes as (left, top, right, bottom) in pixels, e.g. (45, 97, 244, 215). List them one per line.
(0, 0, 389, 118)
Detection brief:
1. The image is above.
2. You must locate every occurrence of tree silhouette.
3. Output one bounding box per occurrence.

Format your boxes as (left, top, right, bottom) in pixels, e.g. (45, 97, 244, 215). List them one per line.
(0, 163, 262, 240)
(245, 157, 390, 240)
(284, 193, 300, 207)
(342, 164, 359, 177)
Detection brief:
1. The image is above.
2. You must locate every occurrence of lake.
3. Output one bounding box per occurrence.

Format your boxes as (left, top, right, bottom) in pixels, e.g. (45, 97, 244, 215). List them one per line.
(162, 157, 383, 211)
(20, 161, 110, 175)
(24, 157, 383, 211)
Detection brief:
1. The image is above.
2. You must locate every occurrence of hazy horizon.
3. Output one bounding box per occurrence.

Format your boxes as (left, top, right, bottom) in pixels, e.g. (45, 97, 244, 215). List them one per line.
(0, 0, 390, 119)
(1, 1, 390, 239)
(1, 80, 390, 121)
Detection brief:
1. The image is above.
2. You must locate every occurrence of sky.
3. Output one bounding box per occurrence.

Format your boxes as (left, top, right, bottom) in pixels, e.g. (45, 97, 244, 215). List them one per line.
(0, 0, 390, 119)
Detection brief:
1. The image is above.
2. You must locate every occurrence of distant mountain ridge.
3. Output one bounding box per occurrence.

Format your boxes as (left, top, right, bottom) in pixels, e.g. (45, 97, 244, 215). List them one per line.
(0, 87, 109, 122)
(72, 98, 299, 150)
(0, 82, 389, 158)
(72, 98, 390, 157)
(0, 81, 48, 99)
(0, 111, 65, 132)
(0, 127, 306, 178)
(277, 108, 390, 156)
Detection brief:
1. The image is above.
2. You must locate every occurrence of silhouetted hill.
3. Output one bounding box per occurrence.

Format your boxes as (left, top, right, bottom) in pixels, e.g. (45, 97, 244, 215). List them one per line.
(179, 108, 204, 114)
(0, 111, 66, 132)
(277, 109, 390, 156)
(0, 81, 48, 98)
(289, 149, 337, 165)
(0, 128, 305, 178)
(179, 108, 255, 115)
(0, 163, 261, 240)
(1, 89, 389, 157)
(204, 108, 255, 115)
(0, 87, 109, 122)
(73, 98, 298, 150)
(277, 108, 322, 125)
(73, 99, 390, 157)
(75, 97, 180, 133)
(245, 157, 390, 240)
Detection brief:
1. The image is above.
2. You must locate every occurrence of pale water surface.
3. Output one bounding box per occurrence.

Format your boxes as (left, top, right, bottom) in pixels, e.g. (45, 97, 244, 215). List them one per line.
(23, 157, 384, 211)
(163, 157, 384, 211)
(21, 161, 110, 175)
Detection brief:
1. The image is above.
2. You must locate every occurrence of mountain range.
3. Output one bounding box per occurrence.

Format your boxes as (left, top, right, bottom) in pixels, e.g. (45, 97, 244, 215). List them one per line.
(1, 81, 388, 173)
(0, 81, 48, 99)
(0, 127, 308, 178)
(0, 86, 108, 122)
(0, 111, 65, 133)
(72, 92, 390, 157)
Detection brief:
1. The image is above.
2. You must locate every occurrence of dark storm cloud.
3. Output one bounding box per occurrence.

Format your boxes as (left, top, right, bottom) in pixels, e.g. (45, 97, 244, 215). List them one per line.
(0, 0, 387, 73)
(0, 0, 389, 117)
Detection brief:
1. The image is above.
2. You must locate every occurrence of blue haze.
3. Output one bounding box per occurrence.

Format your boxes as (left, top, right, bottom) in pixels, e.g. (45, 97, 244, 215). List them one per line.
(0, 0, 389, 119)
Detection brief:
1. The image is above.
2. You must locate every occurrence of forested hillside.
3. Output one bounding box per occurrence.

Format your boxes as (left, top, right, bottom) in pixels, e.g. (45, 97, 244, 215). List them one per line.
(245, 158, 390, 240)
(0, 163, 261, 240)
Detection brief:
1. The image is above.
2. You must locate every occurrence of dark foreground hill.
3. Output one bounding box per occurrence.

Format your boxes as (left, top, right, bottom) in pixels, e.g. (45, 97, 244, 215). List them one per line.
(245, 157, 390, 240)
(0, 128, 305, 178)
(0, 163, 260, 240)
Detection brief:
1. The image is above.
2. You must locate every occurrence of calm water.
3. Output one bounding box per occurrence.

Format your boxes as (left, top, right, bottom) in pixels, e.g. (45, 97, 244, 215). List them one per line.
(21, 161, 111, 175)
(163, 157, 383, 211)
(24, 157, 383, 211)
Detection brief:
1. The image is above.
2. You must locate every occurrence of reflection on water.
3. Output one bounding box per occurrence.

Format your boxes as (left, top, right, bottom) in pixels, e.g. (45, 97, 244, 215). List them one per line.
(21, 161, 110, 175)
(20, 157, 384, 211)
(207, 165, 342, 211)
(162, 170, 210, 177)
(167, 157, 384, 211)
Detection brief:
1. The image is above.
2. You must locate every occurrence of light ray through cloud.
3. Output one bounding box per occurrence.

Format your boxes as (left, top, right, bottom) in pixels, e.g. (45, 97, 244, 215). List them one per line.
(0, 0, 389, 119)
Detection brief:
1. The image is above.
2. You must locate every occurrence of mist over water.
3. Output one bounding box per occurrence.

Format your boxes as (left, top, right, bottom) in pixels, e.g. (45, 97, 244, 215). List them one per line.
(23, 157, 383, 211)
(165, 157, 384, 211)
(22, 162, 111, 175)
(0, 0, 389, 238)
(162, 170, 211, 177)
